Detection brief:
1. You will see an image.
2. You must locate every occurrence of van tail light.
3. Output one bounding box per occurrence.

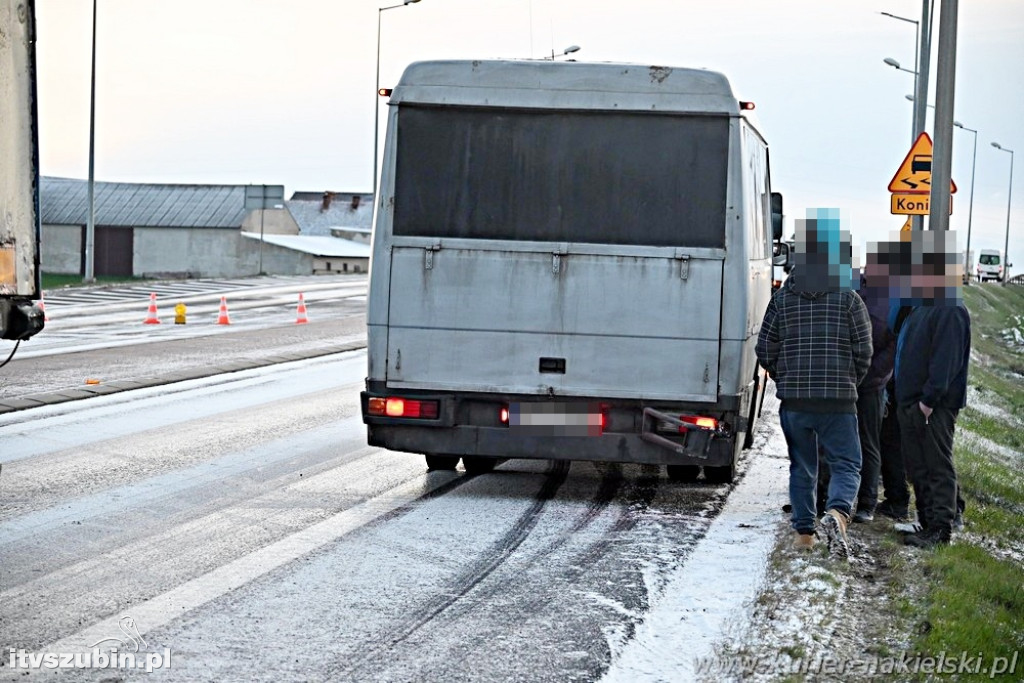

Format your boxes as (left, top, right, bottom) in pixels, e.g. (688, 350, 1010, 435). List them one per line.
(678, 415, 718, 432)
(500, 406, 510, 425)
(368, 396, 439, 419)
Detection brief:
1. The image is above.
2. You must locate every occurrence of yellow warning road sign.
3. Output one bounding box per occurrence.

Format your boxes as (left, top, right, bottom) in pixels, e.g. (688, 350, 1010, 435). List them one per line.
(888, 132, 957, 195)
(900, 216, 912, 232)
(891, 193, 953, 215)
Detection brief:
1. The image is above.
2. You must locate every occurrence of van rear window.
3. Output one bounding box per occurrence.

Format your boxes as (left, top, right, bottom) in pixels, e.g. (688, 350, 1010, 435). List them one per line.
(393, 106, 728, 248)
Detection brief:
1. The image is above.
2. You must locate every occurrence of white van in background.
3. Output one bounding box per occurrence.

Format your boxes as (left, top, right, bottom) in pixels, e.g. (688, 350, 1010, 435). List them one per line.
(361, 60, 785, 483)
(977, 249, 1004, 282)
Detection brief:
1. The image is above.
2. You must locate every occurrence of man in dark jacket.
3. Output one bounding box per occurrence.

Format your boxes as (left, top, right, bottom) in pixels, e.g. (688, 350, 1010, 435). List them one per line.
(895, 281, 971, 548)
(852, 269, 896, 522)
(756, 215, 873, 557)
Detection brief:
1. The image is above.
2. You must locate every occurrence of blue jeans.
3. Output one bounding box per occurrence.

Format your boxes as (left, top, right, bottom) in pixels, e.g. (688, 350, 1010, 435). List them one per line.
(779, 408, 863, 534)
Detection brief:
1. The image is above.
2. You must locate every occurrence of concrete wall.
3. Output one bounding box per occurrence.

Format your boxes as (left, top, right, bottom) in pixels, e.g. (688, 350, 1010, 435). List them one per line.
(313, 257, 369, 274)
(42, 224, 315, 278)
(240, 208, 299, 235)
(41, 224, 82, 274)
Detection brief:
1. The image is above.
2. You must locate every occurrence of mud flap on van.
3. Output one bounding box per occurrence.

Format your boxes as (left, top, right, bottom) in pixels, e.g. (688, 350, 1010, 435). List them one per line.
(640, 407, 721, 460)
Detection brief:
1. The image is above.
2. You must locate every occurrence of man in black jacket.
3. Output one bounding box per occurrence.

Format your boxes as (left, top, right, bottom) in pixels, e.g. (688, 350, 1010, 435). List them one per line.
(894, 263, 971, 548)
(852, 267, 896, 523)
(756, 213, 873, 557)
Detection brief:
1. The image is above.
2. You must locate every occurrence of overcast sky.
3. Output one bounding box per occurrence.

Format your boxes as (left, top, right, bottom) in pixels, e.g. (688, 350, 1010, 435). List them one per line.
(35, 0, 1024, 267)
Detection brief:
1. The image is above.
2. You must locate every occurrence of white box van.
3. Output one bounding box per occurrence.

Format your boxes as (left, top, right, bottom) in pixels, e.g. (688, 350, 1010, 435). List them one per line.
(977, 249, 1004, 282)
(361, 60, 783, 482)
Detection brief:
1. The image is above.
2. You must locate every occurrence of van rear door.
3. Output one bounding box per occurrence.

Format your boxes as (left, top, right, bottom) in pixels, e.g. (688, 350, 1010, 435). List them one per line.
(383, 106, 729, 402)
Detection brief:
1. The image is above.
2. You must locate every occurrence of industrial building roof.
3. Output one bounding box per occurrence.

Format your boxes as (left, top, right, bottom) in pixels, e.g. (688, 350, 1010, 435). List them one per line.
(242, 233, 371, 258)
(286, 191, 374, 237)
(41, 176, 248, 228)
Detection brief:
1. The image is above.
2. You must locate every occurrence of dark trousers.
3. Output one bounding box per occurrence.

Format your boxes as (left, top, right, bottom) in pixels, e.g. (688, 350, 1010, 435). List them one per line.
(898, 402, 959, 535)
(879, 387, 911, 509)
(855, 387, 885, 512)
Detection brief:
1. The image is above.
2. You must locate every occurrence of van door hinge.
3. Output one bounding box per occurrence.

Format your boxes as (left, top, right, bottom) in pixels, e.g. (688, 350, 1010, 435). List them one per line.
(552, 244, 568, 274)
(674, 250, 690, 280)
(424, 241, 441, 270)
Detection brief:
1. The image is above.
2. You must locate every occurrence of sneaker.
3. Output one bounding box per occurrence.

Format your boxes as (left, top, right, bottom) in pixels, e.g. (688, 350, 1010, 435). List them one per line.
(952, 512, 965, 532)
(875, 499, 910, 521)
(819, 509, 850, 558)
(893, 520, 924, 534)
(793, 532, 816, 550)
(903, 528, 951, 548)
(853, 508, 874, 524)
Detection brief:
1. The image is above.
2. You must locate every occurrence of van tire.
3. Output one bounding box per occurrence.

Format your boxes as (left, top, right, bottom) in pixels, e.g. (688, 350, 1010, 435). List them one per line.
(462, 456, 499, 474)
(666, 465, 701, 482)
(704, 462, 735, 484)
(425, 454, 460, 471)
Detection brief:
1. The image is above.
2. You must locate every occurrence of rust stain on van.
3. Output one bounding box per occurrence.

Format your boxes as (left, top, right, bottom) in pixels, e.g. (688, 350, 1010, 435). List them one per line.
(649, 66, 672, 84)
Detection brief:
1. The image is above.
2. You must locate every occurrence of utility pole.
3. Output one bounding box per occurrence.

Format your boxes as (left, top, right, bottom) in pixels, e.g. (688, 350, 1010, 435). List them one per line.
(929, 0, 957, 234)
(912, 0, 933, 231)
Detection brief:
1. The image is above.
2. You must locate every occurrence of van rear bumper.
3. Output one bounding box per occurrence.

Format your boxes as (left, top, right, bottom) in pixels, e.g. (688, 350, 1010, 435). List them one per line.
(361, 388, 741, 467)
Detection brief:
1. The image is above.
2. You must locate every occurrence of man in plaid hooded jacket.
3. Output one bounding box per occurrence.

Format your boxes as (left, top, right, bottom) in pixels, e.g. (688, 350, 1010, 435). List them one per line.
(756, 211, 872, 557)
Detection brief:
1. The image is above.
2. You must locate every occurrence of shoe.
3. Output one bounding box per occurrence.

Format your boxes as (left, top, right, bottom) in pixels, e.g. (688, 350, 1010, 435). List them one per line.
(875, 499, 910, 521)
(894, 521, 924, 534)
(793, 532, 816, 550)
(903, 528, 951, 548)
(853, 508, 874, 524)
(819, 509, 850, 558)
(953, 512, 964, 532)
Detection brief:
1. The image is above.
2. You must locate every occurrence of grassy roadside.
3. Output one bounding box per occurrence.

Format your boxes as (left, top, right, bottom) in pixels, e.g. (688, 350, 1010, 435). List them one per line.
(41, 273, 149, 290)
(899, 284, 1024, 678)
(708, 283, 1023, 682)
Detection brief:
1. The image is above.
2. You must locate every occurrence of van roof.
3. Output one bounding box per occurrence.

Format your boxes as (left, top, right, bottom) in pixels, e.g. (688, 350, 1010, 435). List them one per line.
(391, 59, 743, 115)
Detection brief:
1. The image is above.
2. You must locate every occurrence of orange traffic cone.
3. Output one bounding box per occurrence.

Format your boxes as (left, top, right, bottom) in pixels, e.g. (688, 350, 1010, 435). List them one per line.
(295, 293, 309, 324)
(143, 293, 161, 324)
(216, 296, 231, 325)
(39, 293, 50, 322)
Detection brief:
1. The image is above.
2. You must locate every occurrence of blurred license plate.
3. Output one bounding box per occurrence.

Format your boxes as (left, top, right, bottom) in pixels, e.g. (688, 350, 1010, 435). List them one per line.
(509, 402, 603, 436)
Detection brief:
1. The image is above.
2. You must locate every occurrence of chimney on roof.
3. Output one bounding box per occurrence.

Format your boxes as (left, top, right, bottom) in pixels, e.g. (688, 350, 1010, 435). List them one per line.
(321, 191, 334, 212)
(350, 195, 361, 210)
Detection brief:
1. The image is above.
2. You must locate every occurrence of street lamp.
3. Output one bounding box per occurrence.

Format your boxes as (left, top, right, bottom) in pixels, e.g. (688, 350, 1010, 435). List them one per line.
(954, 121, 977, 283)
(549, 45, 581, 60)
(991, 142, 1015, 285)
(883, 57, 917, 75)
(905, 94, 934, 109)
(374, 0, 422, 199)
(880, 11, 920, 133)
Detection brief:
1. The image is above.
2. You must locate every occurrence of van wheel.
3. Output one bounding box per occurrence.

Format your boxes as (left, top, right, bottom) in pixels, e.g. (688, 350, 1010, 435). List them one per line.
(666, 465, 701, 482)
(425, 454, 460, 471)
(462, 456, 499, 474)
(704, 463, 735, 484)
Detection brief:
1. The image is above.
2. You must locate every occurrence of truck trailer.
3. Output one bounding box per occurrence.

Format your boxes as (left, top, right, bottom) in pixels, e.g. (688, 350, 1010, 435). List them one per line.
(0, 0, 45, 343)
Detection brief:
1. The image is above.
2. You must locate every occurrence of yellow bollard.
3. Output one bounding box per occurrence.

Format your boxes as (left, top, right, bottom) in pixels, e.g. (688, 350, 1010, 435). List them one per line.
(174, 302, 187, 325)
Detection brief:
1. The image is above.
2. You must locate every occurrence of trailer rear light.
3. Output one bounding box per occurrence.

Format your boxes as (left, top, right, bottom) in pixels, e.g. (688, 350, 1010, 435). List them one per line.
(367, 397, 439, 419)
(500, 406, 510, 425)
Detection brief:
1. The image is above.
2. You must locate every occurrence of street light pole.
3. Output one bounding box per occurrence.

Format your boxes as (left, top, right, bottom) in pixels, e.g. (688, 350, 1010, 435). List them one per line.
(954, 121, 977, 282)
(880, 11, 920, 144)
(992, 142, 1015, 285)
(84, 0, 97, 283)
(374, 0, 421, 201)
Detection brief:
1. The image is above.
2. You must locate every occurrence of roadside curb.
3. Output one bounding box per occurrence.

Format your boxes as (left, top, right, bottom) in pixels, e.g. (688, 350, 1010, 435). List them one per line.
(0, 340, 368, 415)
